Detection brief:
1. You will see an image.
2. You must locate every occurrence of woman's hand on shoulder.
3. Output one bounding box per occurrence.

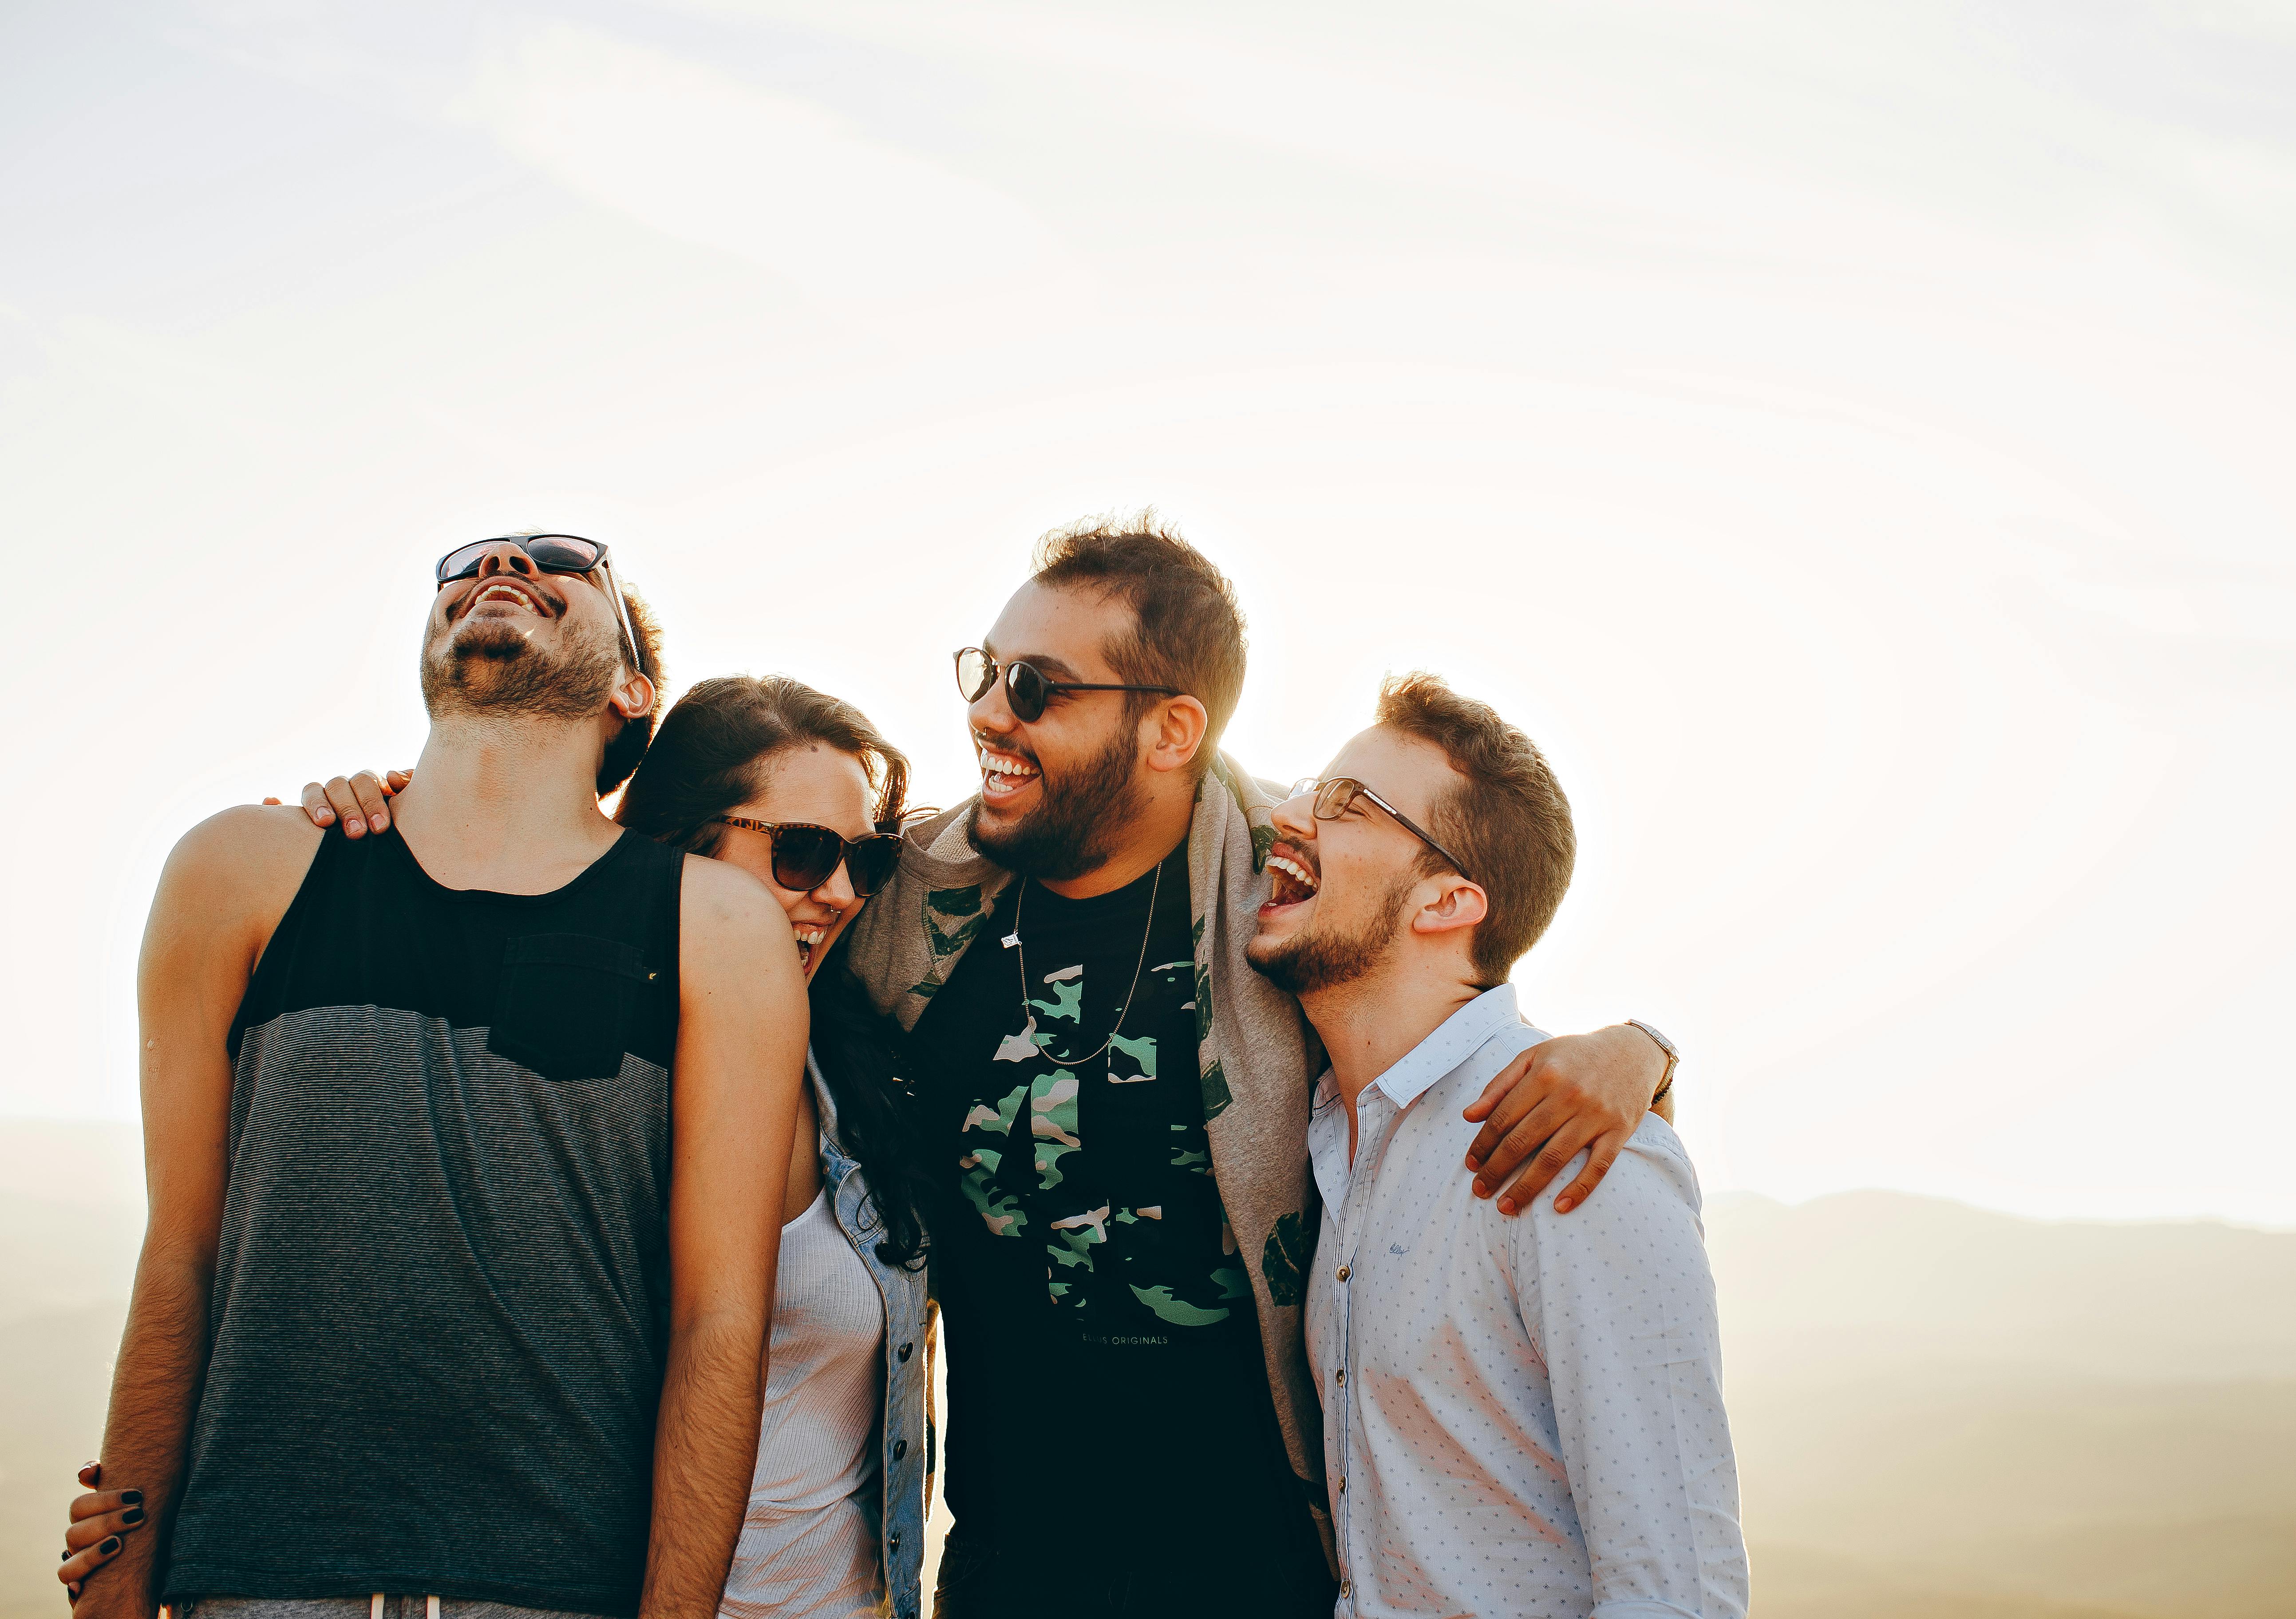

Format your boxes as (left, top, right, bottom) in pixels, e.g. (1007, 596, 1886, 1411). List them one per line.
(261, 768, 412, 837)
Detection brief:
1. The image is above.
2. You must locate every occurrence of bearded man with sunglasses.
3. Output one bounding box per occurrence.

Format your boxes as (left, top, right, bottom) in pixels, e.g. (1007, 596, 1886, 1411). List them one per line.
(69, 537, 810, 1619)
(841, 517, 1683, 1618)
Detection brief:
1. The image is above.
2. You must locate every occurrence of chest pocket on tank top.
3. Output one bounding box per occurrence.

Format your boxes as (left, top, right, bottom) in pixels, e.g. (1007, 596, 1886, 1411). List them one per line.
(489, 933, 652, 1082)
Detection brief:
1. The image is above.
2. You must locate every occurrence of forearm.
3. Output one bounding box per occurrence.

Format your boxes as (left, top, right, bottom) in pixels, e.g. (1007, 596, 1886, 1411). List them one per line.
(79, 1244, 216, 1619)
(637, 1311, 767, 1619)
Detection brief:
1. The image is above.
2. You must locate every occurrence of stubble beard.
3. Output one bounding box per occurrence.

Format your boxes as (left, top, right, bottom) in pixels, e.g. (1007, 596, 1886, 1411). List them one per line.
(965, 720, 1149, 883)
(419, 610, 621, 725)
(1246, 873, 1416, 999)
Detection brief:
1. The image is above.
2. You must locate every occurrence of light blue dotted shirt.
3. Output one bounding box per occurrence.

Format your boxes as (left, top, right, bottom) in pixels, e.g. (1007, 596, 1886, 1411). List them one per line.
(1305, 984, 1749, 1619)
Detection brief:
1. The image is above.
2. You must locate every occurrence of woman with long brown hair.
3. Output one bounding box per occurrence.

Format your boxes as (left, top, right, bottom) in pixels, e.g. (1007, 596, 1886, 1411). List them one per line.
(614, 675, 933, 1619)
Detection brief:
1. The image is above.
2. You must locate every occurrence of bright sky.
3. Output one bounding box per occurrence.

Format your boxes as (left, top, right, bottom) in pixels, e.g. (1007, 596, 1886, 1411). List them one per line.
(4, 0, 2293, 1224)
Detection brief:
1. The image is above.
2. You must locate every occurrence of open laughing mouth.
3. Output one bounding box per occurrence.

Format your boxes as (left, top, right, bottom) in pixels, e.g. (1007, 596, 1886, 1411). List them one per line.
(977, 742, 1041, 806)
(461, 578, 551, 619)
(793, 924, 827, 971)
(1262, 841, 1320, 914)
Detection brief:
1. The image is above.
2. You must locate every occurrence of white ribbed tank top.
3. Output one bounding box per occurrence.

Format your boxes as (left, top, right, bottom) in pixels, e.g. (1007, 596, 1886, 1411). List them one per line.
(718, 1183, 889, 1619)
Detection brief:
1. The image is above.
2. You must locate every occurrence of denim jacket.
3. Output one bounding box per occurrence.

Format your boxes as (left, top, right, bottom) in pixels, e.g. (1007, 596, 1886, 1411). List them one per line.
(809, 1048, 931, 1619)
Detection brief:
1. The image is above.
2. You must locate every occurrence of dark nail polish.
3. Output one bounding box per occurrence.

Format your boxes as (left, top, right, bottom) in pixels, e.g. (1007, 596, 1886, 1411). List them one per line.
(99, 1538, 119, 1555)
(123, 1507, 145, 1525)
(120, 1491, 142, 1506)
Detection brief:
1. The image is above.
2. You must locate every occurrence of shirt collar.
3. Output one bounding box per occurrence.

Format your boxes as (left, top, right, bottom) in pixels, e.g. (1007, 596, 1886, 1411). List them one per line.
(1362, 982, 1522, 1111)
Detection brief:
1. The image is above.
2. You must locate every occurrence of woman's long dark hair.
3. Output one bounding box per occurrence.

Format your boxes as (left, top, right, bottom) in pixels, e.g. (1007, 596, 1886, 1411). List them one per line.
(615, 675, 930, 1269)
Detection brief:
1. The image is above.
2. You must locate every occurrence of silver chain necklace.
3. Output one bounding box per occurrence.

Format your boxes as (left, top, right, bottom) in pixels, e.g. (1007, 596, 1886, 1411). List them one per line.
(1004, 862, 1163, 1068)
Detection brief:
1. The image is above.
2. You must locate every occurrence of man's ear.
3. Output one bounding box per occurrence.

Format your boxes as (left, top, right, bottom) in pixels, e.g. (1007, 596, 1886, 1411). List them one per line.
(1413, 876, 1487, 937)
(1143, 694, 1211, 776)
(610, 671, 656, 722)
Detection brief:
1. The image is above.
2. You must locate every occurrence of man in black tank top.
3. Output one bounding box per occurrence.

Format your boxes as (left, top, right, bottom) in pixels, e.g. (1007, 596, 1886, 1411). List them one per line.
(74, 540, 810, 1619)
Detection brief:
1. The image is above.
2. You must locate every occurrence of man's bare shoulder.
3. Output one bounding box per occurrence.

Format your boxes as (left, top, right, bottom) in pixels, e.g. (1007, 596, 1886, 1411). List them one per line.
(162, 805, 323, 902)
(676, 853, 800, 974)
(143, 806, 324, 975)
(673, 855, 806, 1030)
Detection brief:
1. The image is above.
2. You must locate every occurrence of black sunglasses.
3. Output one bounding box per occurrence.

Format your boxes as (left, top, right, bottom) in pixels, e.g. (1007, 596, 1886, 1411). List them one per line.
(1288, 776, 1476, 885)
(435, 535, 645, 677)
(709, 817, 902, 896)
(953, 646, 1179, 724)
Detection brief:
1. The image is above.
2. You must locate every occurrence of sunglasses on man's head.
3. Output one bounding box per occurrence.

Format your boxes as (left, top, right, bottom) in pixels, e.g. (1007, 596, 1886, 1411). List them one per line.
(435, 534, 646, 679)
(953, 646, 1179, 725)
(710, 817, 903, 896)
(1288, 775, 1476, 885)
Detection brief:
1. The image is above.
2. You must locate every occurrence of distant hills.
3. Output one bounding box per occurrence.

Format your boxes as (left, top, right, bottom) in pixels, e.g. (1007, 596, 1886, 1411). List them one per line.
(4, 1123, 2292, 1618)
(1708, 1187, 2296, 1382)
(1712, 1189, 2296, 1619)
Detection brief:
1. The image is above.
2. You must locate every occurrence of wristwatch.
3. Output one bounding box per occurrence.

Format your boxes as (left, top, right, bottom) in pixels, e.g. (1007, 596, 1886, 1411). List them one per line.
(1625, 1019, 1680, 1102)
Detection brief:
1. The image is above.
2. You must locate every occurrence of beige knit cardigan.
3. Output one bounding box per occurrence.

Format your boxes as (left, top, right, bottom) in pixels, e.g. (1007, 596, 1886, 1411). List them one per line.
(842, 753, 1335, 1568)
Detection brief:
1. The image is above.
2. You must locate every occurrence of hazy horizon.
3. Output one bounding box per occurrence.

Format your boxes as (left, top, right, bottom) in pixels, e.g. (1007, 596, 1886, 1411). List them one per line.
(6, 1121, 2289, 1618)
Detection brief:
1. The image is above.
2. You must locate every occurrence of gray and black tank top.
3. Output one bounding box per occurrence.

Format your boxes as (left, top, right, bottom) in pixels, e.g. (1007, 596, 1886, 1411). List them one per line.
(164, 826, 685, 1618)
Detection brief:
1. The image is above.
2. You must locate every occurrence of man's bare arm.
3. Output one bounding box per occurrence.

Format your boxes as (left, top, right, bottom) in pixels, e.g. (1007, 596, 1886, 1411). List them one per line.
(638, 857, 809, 1619)
(75, 809, 317, 1619)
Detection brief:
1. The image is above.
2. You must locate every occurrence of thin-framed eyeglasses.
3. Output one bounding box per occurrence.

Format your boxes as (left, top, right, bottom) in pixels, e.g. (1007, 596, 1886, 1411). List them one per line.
(709, 817, 903, 896)
(953, 646, 1179, 724)
(435, 535, 647, 680)
(1287, 775, 1475, 885)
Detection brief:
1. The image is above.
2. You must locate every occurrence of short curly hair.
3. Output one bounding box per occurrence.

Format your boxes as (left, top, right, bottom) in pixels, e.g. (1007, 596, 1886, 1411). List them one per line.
(1375, 672, 1575, 983)
(1031, 511, 1248, 776)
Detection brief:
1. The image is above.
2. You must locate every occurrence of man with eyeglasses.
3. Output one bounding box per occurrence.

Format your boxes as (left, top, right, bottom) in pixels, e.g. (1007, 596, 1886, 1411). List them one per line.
(1250, 674, 1745, 1618)
(67, 537, 809, 1619)
(840, 517, 1685, 1617)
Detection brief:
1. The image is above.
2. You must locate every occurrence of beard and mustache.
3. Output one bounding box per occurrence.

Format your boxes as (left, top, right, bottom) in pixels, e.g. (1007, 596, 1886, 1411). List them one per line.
(419, 604, 622, 724)
(967, 711, 1414, 998)
(964, 719, 1150, 883)
(1245, 869, 1416, 997)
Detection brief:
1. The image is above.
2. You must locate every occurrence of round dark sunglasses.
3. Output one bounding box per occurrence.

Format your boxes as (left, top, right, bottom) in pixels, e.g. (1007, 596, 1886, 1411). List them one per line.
(709, 817, 902, 896)
(1289, 775, 1476, 884)
(435, 534, 645, 677)
(953, 647, 1179, 724)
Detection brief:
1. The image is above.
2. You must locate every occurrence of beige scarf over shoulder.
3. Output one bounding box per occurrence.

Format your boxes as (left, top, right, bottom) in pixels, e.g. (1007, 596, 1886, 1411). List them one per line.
(844, 754, 1334, 1563)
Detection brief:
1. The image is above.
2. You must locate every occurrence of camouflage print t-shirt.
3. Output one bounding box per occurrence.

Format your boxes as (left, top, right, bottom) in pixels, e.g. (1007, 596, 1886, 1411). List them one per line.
(913, 840, 1329, 1607)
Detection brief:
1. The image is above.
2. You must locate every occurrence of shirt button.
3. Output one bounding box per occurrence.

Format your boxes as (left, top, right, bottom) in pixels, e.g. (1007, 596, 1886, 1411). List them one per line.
(893, 1439, 908, 1459)
(1336, 1264, 1350, 1282)
(898, 1342, 914, 1362)
(889, 1530, 901, 1551)
(1339, 1581, 1352, 1599)
(1337, 1475, 1348, 1493)
(1336, 1368, 1346, 1386)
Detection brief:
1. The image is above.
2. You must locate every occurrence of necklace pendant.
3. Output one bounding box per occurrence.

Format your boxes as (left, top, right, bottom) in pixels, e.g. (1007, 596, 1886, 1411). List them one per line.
(1002, 931, 1021, 949)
